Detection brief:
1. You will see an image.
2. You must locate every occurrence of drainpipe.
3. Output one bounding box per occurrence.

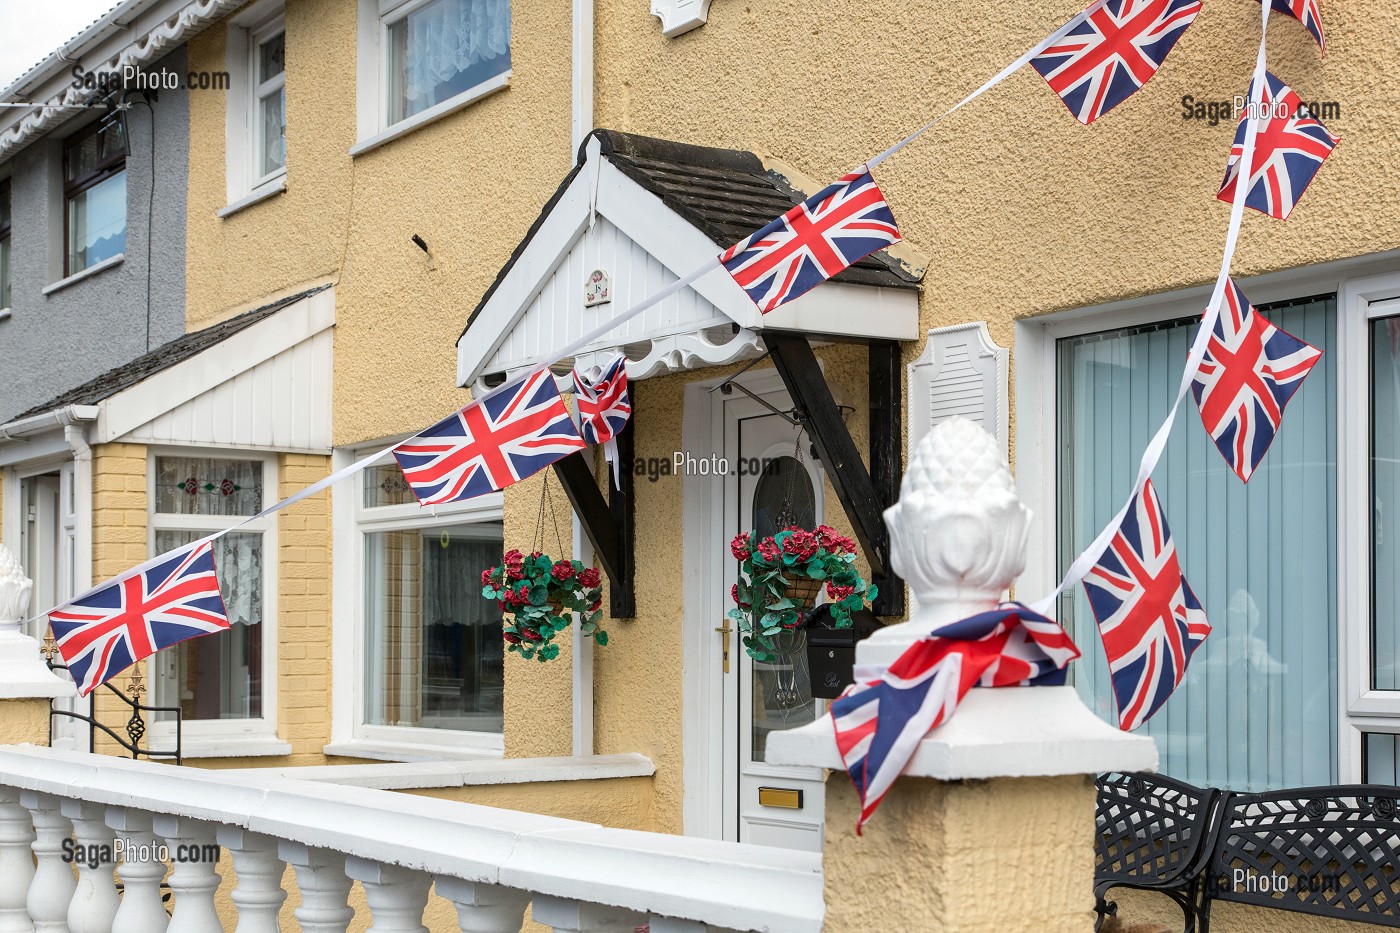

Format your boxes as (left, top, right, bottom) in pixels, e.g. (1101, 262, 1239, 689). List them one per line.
(63, 424, 93, 597)
(571, 0, 594, 158)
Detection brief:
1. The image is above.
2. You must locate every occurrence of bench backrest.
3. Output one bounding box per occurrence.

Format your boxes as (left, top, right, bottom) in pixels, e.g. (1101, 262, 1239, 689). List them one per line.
(1205, 786, 1400, 926)
(1096, 771, 1219, 889)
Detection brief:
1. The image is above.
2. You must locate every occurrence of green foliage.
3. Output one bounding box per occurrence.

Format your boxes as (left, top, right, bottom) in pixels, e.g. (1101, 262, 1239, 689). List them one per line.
(481, 550, 609, 663)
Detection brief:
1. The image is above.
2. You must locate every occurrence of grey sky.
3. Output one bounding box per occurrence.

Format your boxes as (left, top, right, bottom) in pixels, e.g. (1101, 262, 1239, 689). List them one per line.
(0, 0, 123, 92)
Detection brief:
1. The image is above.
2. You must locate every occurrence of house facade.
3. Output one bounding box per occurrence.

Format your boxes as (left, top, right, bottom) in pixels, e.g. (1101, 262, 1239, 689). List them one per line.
(0, 0, 1398, 927)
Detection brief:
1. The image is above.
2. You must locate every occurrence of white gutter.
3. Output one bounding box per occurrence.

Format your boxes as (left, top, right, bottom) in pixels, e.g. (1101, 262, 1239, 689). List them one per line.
(0, 406, 100, 442)
(571, 0, 594, 157)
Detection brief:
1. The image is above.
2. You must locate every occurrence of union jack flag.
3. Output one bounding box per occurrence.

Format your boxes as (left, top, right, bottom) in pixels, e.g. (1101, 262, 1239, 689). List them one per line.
(1218, 71, 1339, 220)
(831, 605, 1079, 831)
(719, 166, 901, 314)
(1258, 0, 1325, 55)
(392, 370, 585, 506)
(50, 542, 230, 697)
(1083, 480, 1211, 732)
(1192, 279, 1322, 483)
(1031, 0, 1203, 125)
(572, 354, 631, 446)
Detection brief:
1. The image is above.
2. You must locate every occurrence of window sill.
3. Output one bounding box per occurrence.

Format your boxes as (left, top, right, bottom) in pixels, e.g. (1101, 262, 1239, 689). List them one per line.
(218, 173, 288, 218)
(349, 70, 511, 159)
(323, 737, 504, 764)
(0, 309, 10, 323)
(259, 752, 655, 790)
(42, 253, 124, 296)
(175, 734, 294, 759)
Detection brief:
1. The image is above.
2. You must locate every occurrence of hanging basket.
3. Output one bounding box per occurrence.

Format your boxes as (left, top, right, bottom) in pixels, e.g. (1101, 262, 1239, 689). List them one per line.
(783, 577, 824, 609)
(480, 550, 608, 663)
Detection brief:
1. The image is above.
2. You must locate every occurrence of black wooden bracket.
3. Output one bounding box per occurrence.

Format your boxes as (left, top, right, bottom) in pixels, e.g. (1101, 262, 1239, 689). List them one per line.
(762, 333, 899, 613)
(550, 416, 636, 618)
(868, 340, 906, 617)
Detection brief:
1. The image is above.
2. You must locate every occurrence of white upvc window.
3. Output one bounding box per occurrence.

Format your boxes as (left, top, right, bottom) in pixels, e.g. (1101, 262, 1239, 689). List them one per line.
(330, 446, 505, 760)
(352, 0, 511, 156)
(148, 450, 286, 757)
(1015, 259, 1400, 790)
(224, 1, 287, 212)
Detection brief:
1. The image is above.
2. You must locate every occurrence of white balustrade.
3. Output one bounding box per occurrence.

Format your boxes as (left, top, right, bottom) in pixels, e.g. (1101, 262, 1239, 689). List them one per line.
(216, 827, 286, 932)
(152, 815, 222, 933)
(105, 808, 169, 933)
(433, 878, 530, 933)
(0, 747, 822, 933)
(279, 843, 353, 933)
(344, 859, 429, 932)
(21, 792, 73, 933)
(61, 800, 119, 933)
(0, 787, 36, 933)
(532, 896, 645, 933)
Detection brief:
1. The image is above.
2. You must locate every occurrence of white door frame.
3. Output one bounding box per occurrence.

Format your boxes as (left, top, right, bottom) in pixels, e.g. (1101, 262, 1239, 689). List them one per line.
(680, 365, 794, 840)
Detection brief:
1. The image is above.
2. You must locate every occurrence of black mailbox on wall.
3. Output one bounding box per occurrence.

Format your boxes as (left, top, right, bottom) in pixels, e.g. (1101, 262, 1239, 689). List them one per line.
(805, 605, 882, 699)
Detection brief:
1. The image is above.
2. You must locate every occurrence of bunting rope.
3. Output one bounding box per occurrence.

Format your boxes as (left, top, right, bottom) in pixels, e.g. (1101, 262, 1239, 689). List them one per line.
(1029, 0, 1275, 616)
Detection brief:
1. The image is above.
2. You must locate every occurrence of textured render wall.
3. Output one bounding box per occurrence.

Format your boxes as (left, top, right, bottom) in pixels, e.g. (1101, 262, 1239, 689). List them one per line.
(822, 773, 1096, 932)
(407, 776, 654, 829)
(90, 444, 150, 754)
(0, 47, 189, 424)
(1111, 888, 1394, 933)
(184, 0, 574, 449)
(0, 699, 51, 746)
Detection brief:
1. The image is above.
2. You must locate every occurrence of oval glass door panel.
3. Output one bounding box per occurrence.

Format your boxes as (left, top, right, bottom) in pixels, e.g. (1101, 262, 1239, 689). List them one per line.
(749, 455, 818, 761)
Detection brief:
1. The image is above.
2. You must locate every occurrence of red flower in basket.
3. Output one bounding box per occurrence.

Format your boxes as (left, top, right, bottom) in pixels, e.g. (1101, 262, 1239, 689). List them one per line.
(481, 552, 608, 662)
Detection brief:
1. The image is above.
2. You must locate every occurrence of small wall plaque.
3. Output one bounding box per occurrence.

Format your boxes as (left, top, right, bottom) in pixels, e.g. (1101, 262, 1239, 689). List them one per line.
(584, 269, 613, 307)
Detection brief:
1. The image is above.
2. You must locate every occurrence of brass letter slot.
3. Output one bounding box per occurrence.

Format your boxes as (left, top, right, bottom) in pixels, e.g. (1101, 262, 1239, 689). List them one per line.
(758, 787, 804, 810)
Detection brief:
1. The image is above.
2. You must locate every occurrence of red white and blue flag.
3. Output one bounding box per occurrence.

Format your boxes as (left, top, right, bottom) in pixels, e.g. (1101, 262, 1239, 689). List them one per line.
(1031, 0, 1203, 125)
(1083, 480, 1212, 731)
(1218, 71, 1339, 220)
(392, 370, 585, 506)
(50, 542, 230, 697)
(573, 354, 632, 490)
(1192, 279, 1322, 483)
(1258, 0, 1325, 55)
(831, 605, 1079, 831)
(719, 166, 901, 314)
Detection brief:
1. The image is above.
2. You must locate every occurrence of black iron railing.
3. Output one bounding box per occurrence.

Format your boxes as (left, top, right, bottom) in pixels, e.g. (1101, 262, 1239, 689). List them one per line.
(43, 658, 183, 765)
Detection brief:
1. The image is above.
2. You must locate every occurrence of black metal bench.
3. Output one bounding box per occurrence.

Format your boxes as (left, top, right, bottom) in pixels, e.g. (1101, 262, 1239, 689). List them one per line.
(1096, 775, 1400, 931)
(1199, 786, 1400, 930)
(1094, 771, 1220, 932)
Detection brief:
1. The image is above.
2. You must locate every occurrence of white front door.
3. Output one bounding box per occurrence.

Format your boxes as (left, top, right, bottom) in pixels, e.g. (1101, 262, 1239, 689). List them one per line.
(718, 385, 827, 851)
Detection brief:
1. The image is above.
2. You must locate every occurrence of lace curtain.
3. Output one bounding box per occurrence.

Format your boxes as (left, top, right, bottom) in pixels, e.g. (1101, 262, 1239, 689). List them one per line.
(155, 530, 263, 628)
(397, 0, 510, 115)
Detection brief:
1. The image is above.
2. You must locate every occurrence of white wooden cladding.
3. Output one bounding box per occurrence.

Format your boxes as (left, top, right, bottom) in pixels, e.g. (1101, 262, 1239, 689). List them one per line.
(908, 322, 1010, 463)
(122, 328, 333, 453)
(0, 746, 821, 933)
(477, 214, 749, 384)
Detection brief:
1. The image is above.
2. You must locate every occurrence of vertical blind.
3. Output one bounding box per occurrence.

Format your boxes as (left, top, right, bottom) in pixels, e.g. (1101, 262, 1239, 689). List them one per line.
(1057, 296, 1337, 791)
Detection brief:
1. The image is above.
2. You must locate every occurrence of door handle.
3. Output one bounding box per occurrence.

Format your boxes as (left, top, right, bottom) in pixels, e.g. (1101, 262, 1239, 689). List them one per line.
(714, 623, 732, 674)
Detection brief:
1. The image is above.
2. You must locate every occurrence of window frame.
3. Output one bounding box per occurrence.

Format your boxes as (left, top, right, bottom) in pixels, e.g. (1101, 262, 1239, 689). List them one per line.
(146, 448, 282, 753)
(224, 0, 288, 211)
(1015, 259, 1400, 787)
(332, 441, 506, 759)
(62, 117, 127, 277)
(352, 0, 512, 157)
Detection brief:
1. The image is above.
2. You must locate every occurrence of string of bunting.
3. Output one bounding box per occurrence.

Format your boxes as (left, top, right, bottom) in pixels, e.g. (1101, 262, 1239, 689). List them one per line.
(41, 0, 1340, 740)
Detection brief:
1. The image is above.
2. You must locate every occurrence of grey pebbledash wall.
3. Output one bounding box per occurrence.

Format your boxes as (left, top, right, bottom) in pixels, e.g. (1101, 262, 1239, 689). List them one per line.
(0, 47, 190, 424)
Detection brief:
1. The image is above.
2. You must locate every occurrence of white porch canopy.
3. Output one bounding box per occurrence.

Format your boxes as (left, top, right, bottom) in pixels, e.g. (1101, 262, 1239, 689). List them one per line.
(457, 130, 921, 391)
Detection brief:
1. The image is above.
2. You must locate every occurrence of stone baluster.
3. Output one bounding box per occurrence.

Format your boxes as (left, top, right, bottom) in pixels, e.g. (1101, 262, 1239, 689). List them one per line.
(278, 843, 353, 933)
(433, 878, 530, 933)
(343, 859, 428, 932)
(216, 827, 286, 932)
(21, 792, 74, 933)
(106, 808, 169, 933)
(531, 896, 645, 933)
(0, 787, 36, 933)
(152, 816, 220, 933)
(61, 800, 119, 933)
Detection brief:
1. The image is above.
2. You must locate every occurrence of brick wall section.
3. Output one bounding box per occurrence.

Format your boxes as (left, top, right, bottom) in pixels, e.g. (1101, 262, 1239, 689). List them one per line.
(89, 443, 150, 755)
(273, 453, 334, 764)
